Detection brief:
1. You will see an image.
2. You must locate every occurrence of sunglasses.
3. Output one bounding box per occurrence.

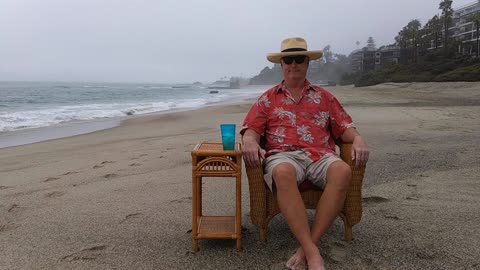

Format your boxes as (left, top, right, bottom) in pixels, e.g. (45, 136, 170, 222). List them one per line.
(282, 55, 307, 65)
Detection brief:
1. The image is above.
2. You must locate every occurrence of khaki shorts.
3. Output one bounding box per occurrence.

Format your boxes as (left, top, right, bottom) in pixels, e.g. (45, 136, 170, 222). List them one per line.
(263, 150, 342, 191)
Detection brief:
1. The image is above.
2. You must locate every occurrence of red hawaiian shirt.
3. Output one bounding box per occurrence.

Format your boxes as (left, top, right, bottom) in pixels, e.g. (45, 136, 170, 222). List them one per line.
(241, 80, 355, 162)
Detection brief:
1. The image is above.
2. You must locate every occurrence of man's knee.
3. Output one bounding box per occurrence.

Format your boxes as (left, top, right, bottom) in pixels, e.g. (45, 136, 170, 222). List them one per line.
(327, 161, 351, 191)
(272, 162, 297, 190)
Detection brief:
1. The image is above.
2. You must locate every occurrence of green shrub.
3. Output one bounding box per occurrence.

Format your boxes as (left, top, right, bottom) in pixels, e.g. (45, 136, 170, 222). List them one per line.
(434, 64, 480, 82)
(350, 54, 480, 87)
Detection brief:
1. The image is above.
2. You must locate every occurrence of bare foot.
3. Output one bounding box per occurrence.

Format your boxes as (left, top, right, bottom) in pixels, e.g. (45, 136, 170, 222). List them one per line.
(286, 247, 306, 270)
(306, 255, 325, 270)
(303, 245, 325, 270)
(306, 249, 325, 270)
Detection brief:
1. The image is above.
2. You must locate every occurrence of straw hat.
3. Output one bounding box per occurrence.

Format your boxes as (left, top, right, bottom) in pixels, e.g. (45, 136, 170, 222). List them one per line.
(267, 37, 323, 63)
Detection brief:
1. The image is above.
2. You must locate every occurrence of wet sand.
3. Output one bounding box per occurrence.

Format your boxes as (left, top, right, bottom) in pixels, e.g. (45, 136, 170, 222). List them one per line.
(1, 82, 479, 269)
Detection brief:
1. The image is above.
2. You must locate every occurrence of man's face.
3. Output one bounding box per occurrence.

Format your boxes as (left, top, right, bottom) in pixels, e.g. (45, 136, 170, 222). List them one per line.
(281, 55, 309, 82)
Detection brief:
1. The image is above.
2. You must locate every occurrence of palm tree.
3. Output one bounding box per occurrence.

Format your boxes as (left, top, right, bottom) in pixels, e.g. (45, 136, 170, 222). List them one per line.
(395, 20, 422, 63)
(407, 19, 422, 62)
(427, 15, 442, 49)
(439, 0, 453, 54)
(395, 27, 407, 48)
(471, 12, 480, 57)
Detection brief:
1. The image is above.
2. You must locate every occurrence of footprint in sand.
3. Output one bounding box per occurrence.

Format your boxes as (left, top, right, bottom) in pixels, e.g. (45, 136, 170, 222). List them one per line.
(139, 154, 148, 157)
(93, 165, 104, 169)
(7, 203, 20, 213)
(61, 171, 79, 176)
(45, 191, 65, 198)
(43, 177, 60, 182)
(129, 163, 141, 167)
(416, 249, 436, 260)
(103, 173, 118, 179)
(0, 222, 19, 233)
(0, 186, 11, 190)
(170, 197, 192, 204)
(352, 256, 374, 267)
(327, 242, 347, 263)
(61, 245, 109, 261)
(384, 214, 400, 220)
(119, 213, 143, 224)
(363, 196, 390, 204)
(101, 161, 115, 164)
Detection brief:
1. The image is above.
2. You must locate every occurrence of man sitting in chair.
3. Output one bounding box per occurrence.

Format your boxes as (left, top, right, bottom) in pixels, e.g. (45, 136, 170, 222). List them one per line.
(241, 37, 369, 270)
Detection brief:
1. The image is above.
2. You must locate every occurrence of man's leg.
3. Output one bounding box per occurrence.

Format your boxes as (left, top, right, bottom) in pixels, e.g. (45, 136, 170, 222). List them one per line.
(291, 160, 352, 268)
(311, 160, 351, 241)
(272, 163, 323, 270)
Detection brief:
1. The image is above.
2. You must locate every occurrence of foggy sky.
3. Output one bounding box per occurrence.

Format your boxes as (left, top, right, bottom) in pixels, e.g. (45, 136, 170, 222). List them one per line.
(0, 0, 475, 83)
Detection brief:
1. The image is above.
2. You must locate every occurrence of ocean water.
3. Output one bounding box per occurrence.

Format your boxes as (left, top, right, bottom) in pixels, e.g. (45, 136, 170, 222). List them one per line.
(0, 81, 265, 133)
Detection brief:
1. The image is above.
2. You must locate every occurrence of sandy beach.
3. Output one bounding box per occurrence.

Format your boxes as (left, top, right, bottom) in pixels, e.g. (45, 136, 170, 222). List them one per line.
(1, 82, 479, 270)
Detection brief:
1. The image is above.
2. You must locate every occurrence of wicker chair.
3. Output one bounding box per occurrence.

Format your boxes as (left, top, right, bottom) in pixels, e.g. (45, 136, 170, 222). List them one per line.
(244, 142, 366, 242)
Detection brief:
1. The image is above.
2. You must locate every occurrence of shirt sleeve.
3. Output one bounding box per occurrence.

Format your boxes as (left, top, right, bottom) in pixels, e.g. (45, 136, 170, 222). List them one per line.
(240, 94, 269, 136)
(328, 94, 355, 139)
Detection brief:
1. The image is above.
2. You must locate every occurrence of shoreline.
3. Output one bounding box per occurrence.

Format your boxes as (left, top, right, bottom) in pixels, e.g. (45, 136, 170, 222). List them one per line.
(0, 89, 263, 149)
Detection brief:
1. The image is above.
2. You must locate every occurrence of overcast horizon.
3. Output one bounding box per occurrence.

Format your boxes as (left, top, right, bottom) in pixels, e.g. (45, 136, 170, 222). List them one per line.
(0, 0, 476, 84)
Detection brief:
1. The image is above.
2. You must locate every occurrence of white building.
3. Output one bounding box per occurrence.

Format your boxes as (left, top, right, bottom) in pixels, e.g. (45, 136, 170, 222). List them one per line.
(450, 1, 480, 55)
(423, 1, 480, 55)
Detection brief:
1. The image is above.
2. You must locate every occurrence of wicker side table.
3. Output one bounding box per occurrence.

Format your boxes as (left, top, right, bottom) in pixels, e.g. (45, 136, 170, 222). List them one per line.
(191, 142, 242, 252)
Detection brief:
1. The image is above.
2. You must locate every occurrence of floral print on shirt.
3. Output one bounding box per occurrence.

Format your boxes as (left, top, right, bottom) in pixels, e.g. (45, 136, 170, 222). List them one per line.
(241, 80, 355, 162)
(272, 127, 286, 143)
(314, 111, 329, 128)
(306, 91, 322, 104)
(257, 95, 271, 108)
(273, 107, 296, 125)
(297, 125, 314, 143)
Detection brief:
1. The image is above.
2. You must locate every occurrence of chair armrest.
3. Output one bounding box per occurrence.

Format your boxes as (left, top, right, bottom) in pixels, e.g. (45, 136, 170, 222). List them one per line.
(244, 160, 268, 225)
(339, 143, 366, 225)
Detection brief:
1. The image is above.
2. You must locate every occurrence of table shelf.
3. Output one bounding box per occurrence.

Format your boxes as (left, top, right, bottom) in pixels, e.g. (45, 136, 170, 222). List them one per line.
(197, 216, 237, 238)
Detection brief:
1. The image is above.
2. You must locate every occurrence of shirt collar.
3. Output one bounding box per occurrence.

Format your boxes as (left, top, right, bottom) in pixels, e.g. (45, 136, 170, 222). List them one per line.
(275, 79, 316, 94)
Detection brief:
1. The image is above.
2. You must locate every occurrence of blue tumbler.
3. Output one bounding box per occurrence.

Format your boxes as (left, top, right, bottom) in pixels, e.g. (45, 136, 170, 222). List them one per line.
(220, 124, 236, 150)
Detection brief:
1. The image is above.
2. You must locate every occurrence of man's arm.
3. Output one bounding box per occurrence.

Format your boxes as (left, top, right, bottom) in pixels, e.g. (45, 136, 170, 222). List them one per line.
(242, 129, 265, 168)
(340, 127, 360, 143)
(340, 127, 369, 166)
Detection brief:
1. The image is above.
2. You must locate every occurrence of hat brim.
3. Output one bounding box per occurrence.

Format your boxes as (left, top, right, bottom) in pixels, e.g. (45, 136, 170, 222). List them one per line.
(266, 50, 323, 63)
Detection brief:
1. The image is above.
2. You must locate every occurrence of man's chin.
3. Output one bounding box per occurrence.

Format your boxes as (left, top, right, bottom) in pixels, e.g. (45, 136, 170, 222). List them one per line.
(286, 75, 305, 81)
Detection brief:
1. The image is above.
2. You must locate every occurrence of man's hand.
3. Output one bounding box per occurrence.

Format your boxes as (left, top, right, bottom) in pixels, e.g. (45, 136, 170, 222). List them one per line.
(351, 135, 369, 166)
(242, 137, 265, 168)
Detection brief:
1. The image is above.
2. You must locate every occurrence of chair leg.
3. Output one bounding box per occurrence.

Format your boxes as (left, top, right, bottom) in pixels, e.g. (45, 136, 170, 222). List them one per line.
(236, 238, 242, 251)
(344, 223, 353, 242)
(193, 239, 199, 252)
(259, 225, 267, 242)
